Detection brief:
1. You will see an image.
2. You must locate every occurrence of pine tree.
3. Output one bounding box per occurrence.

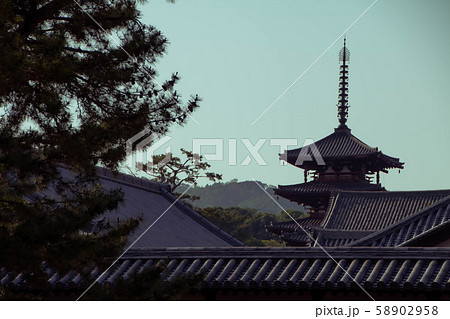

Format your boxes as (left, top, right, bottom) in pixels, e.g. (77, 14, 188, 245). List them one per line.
(140, 148, 222, 192)
(0, 0, 199, 298)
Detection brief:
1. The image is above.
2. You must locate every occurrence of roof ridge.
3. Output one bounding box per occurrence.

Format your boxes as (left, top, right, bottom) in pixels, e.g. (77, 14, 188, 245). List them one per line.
(401, 218, 450, 247)
(58, 164, 167, 194)
(347, 131, 378, 152)
(6, 246, 450, 291)
(122, 246, 450, 258)
(321, 192, 340, 228)
(95, 166, 168, 194)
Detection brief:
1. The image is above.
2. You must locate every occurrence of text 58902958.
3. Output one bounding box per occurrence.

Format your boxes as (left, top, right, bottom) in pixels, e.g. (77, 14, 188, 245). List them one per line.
(376, 305, 438, 316)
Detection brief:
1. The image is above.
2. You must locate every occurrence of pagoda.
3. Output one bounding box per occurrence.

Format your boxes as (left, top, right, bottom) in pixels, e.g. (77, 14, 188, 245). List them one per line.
(274, 39, 404, 216)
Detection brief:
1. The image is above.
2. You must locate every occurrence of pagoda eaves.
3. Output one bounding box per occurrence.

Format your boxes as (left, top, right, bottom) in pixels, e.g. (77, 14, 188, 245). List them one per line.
(281, 126, 404, 173)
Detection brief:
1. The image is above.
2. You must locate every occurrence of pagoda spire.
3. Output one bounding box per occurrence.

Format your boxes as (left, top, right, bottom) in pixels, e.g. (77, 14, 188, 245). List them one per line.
(337, 38, 350, 129)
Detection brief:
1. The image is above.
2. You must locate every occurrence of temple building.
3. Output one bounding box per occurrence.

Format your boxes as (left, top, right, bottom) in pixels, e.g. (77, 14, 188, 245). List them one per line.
(267, 40, 450, 246)
(2, 40, 450, 301)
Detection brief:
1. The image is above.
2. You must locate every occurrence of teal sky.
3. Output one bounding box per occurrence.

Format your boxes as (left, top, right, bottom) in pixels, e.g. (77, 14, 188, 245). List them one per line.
(139, 0, 450, 190)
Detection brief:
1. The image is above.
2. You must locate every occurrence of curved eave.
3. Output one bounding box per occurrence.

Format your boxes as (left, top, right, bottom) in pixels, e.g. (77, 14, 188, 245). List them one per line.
(274, 187, 332, 196)
(275, 181, 385, 194)
(282, 151, 404, 171)
(378, 152, 404, 169)
(274, 187, 328, 201)
(274, 187, 333, 207)
(274, 181, 387, 207)
(281, 129, 404, 171)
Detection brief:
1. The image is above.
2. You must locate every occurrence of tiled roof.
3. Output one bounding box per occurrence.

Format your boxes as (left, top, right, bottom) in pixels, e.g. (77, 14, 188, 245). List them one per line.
(106, 247, 450, 291)
(275, 181, 384, 195)
(274, 190, 450, 247)
(265, 216, 324, 235)
(349, 195, 450, 247)
(282, 128, 403, 169)
(6, 247, 449, 293)
(58, 167, 244, 248)
(322, 190, 450, 231)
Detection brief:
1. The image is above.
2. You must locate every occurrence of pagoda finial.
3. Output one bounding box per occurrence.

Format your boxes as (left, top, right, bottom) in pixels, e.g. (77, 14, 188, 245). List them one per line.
(337, 38, 350, 129)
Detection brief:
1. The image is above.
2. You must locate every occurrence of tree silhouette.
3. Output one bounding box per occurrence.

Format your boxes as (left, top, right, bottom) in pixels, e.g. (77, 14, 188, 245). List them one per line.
(0, 0, 198, 299)
(141, 148, 222, 192)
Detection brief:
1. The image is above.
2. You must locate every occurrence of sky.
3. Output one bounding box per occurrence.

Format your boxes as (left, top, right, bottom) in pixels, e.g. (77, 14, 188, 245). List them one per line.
(137, 0, 450, 191)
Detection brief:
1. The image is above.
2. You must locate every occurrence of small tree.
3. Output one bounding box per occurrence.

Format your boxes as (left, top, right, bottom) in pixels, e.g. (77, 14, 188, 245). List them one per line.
(140, 148, 222, 193)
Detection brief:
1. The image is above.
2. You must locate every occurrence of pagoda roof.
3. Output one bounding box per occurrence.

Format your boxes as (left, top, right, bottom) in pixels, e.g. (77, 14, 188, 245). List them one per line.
(275, 180, 384, 196)
(273, 180, 385, 207)
(282, 127, 404, 170)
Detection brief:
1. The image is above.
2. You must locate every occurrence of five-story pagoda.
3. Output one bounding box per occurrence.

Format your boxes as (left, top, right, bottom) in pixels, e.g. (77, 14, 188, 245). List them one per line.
(274, 39, 404, 216)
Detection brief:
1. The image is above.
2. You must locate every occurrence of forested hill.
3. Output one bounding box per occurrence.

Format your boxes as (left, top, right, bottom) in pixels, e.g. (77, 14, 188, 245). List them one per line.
(181, 180, 304, 214)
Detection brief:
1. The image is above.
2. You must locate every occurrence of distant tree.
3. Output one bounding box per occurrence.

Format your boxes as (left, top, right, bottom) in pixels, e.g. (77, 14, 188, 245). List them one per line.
(278, 209, 307, 221)
(197, 206, 307, 246)
(0, 0, 199, 299)
(141, 148, 222, 192)
(185, 180, 306, 214)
